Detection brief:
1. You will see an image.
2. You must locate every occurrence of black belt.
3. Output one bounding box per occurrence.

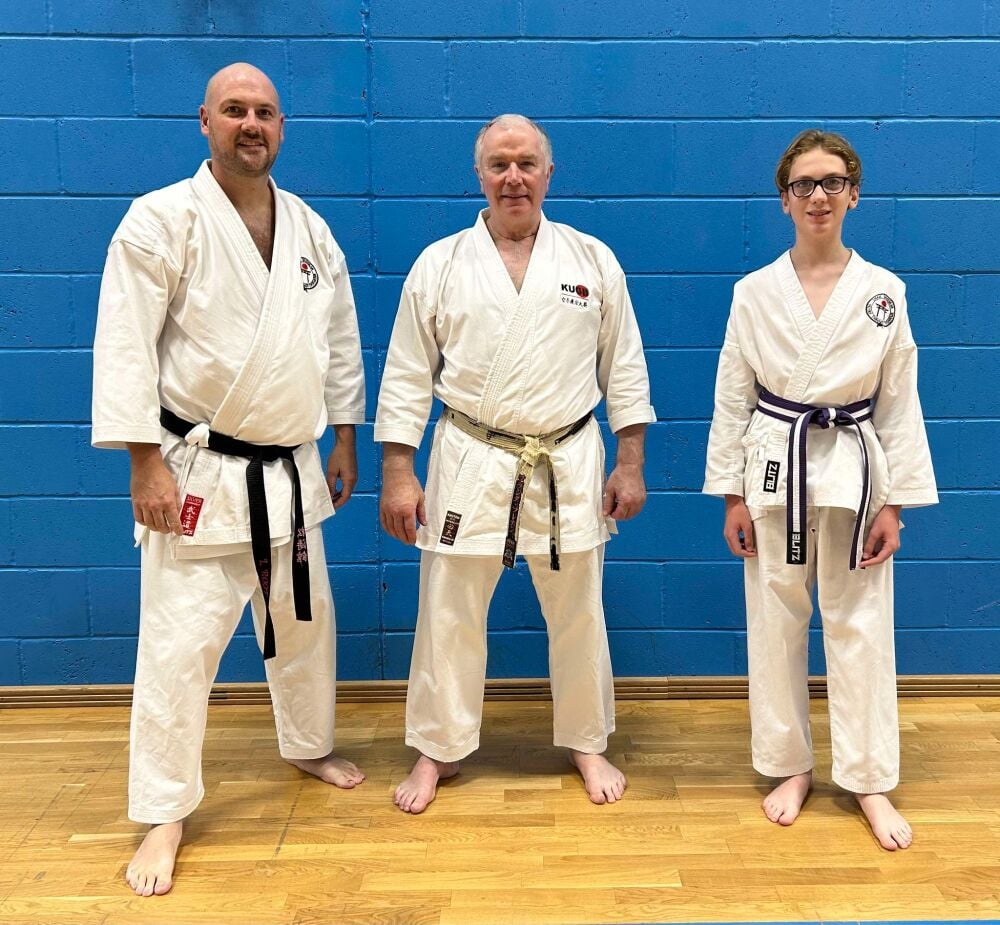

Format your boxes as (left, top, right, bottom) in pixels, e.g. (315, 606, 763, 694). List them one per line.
(159, 407, 311, 660)
(442, 408, 592, 571)
(755, 389, 874, 570)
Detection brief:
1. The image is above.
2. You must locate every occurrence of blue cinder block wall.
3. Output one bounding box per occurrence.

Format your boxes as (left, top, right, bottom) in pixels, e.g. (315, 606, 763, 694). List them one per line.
(1, 2, 997, 685)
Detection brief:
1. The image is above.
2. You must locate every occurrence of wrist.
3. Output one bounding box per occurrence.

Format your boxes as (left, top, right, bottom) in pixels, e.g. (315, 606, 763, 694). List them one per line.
(126, 442, 163, 466)
(332, 423, 356, 446)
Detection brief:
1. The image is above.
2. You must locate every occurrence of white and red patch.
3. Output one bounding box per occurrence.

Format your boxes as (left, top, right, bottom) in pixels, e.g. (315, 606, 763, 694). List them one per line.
(179, 494, 204, 536)
(865, 293, 896, 327)
(559, 281, 592, 310)
(300, 256, 319, 291)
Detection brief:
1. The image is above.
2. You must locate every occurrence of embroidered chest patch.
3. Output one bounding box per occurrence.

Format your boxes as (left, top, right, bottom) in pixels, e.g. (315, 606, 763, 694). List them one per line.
(559, 281, 591, 309)
(300, 256, 318, 291)
(865, 293, 895, 327)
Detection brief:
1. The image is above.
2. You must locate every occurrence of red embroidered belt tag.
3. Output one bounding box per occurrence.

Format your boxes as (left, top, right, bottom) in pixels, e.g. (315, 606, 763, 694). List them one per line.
(180, 494, 204, 536)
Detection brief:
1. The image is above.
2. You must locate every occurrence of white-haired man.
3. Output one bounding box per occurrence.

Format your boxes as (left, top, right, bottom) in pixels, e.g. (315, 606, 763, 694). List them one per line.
(376, 114, 655, 813)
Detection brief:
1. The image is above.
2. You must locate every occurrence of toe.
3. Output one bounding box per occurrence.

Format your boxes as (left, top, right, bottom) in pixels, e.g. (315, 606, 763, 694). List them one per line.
(153, 876, 172, 896)
(590, 790, 607, 805)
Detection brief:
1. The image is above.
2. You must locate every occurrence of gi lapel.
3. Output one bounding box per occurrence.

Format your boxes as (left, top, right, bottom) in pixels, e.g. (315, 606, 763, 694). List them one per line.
(779, 250, 868, 402)
(187, 168, 311, 656)
(476, 210, 551, 428)
(195, 170, 297, 438)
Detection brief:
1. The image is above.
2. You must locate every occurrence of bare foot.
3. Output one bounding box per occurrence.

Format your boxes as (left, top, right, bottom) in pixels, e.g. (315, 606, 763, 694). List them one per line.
(125, 821, 182, 897)
(287, 752, 366, 788)
(393, 754, 459, 814)
(762, 771, 812, 825)
(856, 792, 912, 850)
(569, 750, 626, 805)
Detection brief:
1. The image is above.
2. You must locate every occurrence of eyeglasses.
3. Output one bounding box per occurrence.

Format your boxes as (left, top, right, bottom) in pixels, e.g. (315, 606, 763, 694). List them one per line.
(786, 176, 853, 198)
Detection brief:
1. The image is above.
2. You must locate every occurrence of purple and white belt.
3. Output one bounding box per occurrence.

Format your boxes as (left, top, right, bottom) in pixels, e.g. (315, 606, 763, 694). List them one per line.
(755, 389, 874, 570)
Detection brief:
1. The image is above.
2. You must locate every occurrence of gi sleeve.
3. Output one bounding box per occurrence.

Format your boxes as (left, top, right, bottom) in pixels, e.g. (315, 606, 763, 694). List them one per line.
(373, 277, 440, 449)
(91, 238, 178, 449)
(703, 307, 759, 497)
(871, 296, 938, 507)
(596, 257, 656, 434)
(325, 245, 366, 425)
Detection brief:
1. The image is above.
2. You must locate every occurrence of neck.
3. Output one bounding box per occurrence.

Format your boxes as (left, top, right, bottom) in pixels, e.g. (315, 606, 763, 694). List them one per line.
(790, 235, 850, 270)
(210, 161, 272, 211)
(485, 211, 540, 244)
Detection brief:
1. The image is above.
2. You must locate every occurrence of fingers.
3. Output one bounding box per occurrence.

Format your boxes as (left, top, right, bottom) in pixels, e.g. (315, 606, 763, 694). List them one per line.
(607, 491, 645, 521)
(402, 513, 417, 545)
(610, 499, 637, 520)
(333, 481, 354, 510)
(134, 501, 182, 535)
(860, 540, 898, 568)
(328, 469, 357, 510)
(166, 501, 182, 535)
(380, 503, 418, 545)
(723, 527, 750, 557)
(723, 514, 757, 558)
(416, 496, 427, 527)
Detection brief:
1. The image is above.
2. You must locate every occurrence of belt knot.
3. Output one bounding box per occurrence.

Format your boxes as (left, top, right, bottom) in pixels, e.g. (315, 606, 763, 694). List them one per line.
(519, 435, 548, 469)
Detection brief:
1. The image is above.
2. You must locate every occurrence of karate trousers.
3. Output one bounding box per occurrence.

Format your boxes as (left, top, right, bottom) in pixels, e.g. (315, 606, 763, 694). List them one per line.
(129, 525, 337, 824)
(405, 547, 616, 762)
(745, 505, 898, 794)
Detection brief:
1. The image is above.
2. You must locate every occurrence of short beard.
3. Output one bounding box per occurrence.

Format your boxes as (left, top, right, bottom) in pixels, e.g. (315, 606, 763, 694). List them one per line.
(208, 136, 277, 178)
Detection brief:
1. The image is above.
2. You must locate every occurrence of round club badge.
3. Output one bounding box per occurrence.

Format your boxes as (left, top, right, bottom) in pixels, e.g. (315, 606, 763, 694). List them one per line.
(865, 293, 895, 327)
(300, 256, 318, 291)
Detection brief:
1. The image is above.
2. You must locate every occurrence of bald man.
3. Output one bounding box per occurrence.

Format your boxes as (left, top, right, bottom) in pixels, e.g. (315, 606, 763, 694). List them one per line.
(92, 63, 366, 896)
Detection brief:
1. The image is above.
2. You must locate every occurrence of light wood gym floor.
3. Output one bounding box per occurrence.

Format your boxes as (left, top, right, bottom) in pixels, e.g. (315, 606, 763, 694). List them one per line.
(2, 694, 999, 924)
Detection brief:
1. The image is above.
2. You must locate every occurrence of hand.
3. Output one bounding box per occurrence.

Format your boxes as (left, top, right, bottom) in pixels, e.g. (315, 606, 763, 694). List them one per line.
(326, 425, 358, 510)
(860, 504, 901, 568)
(127, 443, 182, 535)
(380, 443, 426, 545)
(723, 495, 756, 558)
(603, 463, 646, 521)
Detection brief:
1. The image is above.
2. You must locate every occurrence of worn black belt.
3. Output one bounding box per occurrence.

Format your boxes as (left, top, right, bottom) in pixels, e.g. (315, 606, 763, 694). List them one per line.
(159, 407, 311, 660)
(755, 389, 874, 570)
(443, 408, 592, 571)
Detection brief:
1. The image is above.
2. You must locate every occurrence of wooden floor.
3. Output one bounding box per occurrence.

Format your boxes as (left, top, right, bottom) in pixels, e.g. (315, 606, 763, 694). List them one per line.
(2, 697, 999, 925)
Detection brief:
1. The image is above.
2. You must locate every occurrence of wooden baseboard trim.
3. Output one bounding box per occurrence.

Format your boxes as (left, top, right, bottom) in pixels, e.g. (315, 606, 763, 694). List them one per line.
(2, 675, 999, 709)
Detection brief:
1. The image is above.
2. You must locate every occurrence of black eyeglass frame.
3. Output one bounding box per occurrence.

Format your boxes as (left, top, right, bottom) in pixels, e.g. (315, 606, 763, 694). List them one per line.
(785, 176, 856, 198)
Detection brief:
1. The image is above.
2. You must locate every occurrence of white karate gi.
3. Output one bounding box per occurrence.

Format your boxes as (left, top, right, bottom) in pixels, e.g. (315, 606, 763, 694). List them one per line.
(704, 250, 937, 792)
(92, 161, 365, 822)
(376, 210, 655, 761)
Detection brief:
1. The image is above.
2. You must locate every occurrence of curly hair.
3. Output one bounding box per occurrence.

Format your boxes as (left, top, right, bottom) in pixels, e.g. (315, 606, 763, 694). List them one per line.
(775, 129, 862, 192)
